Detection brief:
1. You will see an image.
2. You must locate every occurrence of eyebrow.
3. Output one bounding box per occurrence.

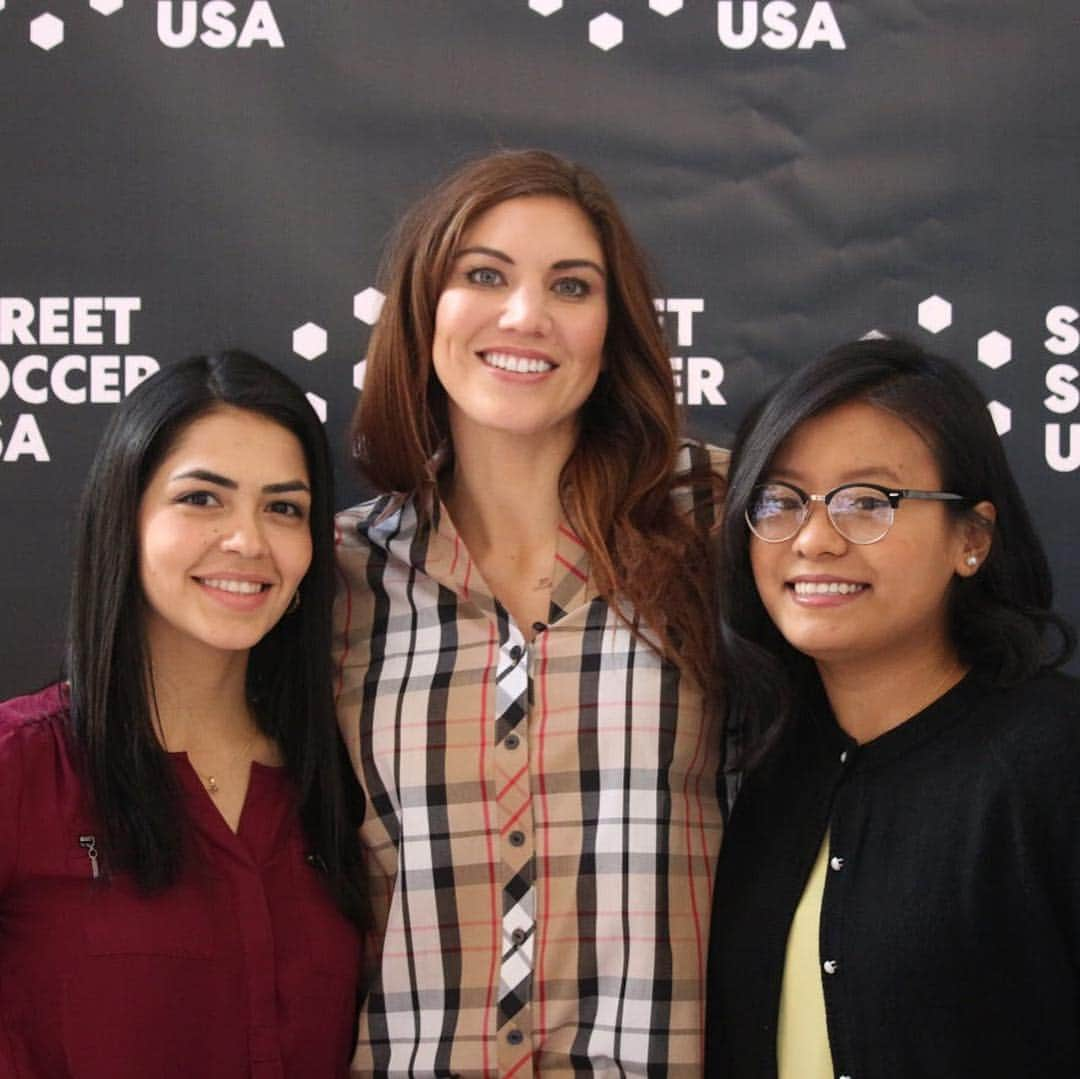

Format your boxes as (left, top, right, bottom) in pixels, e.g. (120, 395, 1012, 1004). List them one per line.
(171, 468, 311, 494)
(454, 245, 606, 278)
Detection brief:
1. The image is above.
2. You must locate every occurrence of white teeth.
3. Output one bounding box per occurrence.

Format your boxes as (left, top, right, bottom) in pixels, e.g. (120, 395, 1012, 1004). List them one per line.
(200, 578, 265, 595)
(793, 581, 866, 596)
(482, 351, 554, 374)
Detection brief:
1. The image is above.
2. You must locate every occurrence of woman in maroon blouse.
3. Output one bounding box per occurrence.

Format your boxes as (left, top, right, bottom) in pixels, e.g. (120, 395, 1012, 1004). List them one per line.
(0, 352, 367, 1078)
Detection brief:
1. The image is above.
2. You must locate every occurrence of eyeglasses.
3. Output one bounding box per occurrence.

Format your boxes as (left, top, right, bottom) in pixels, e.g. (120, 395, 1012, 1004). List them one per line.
(745, 481, 970, 545)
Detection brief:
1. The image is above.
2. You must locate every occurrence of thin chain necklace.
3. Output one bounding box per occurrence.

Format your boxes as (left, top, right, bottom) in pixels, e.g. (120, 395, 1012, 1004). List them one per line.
(202, 727, 260, 796)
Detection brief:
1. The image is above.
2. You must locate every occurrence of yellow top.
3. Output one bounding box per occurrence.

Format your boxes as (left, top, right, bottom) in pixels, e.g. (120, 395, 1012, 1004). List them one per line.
(777, 834, 834, 1079)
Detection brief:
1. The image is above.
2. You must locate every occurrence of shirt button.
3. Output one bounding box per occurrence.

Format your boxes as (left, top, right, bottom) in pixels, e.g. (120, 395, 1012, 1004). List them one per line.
(511, 927, 528, 946)
(509, 644, 523, 662)
(506, 1028, 524, 1046)
(823, 959, 838, 974)
(830, 855, 844, 871)
(505, 733, 521, 750)
(509, 830, 526, 848)
(839, 750, 848, 764)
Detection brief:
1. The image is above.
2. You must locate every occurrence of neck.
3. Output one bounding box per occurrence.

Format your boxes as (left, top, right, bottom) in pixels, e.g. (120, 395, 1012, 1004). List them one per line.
(817, 648, 969, 744)
(144, 632, 256, 752)
(444, 425, 572, 555)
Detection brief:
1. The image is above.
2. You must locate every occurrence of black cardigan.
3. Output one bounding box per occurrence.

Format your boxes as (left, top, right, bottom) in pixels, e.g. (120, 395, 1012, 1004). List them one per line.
(707, 670, 1080, 1078)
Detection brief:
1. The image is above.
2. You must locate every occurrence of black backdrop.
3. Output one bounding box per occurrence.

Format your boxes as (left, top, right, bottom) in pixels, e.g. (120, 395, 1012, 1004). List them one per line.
(3, 1, 1078, 697)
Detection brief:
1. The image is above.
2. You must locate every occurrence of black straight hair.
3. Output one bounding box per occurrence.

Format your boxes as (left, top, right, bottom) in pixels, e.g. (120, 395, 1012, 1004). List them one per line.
(65, 350, 367, 925)
(720, 337, 1076, 765)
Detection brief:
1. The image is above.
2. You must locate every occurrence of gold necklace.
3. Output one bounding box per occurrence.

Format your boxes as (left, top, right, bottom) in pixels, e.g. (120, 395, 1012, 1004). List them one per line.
(194, 728, 261, 797)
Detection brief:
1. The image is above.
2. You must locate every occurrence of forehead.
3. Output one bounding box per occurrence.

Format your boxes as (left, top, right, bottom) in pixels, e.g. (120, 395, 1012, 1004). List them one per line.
(770, 400, 941, 483)
(460, 195, 604, 262)
(160, 407, 307, 474)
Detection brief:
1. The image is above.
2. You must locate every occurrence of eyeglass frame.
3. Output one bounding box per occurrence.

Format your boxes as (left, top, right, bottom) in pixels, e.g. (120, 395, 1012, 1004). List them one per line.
(745, 480, 972, 545)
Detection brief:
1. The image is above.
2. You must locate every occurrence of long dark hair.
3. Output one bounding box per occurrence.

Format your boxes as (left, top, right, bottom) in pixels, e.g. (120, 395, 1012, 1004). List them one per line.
(721, 337, 1075, 763)
(352, 148, 721, 694)
(66, 351, 367, 924)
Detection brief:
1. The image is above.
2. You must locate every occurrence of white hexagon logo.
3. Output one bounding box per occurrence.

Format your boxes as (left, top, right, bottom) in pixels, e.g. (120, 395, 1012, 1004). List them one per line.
(89, 0, 124, 14)
(917, 295, 952, 334)
(589, 13, 623, 50)
(353, 287, 385, 326)
(528, 0, 563, 14)
(30, 13, 64, 51)
(977, 330, 1012, 370)
(353, 360, 368, 391)
(305, 392, 327, 424)
(649, 0, 684, 14)
(987, 400, 1011, 436)
(292, 322, 327, 361)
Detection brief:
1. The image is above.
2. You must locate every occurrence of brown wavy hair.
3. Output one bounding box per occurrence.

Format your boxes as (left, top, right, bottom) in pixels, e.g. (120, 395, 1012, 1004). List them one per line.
(351, 149, 722, 695)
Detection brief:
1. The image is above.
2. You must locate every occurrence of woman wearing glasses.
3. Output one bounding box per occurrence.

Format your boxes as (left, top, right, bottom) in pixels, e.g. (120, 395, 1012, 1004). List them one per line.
(707, 337, 1079, 1076)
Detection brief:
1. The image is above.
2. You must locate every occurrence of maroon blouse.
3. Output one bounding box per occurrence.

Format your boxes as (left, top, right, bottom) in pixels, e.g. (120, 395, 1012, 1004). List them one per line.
(0, 685, 363, 1079)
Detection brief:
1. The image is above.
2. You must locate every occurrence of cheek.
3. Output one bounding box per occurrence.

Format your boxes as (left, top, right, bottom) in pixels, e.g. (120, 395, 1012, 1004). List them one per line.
(282, 533, 314, 585)
(749, 540, 775, 599)
(433, 290, 474, 351)
(575, 306, 608, 364)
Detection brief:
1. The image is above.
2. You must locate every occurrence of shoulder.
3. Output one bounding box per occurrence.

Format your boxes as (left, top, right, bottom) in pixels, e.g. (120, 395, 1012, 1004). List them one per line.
(0, 683, 69, 770)
(335, 493, 419, 562)
(0, 683, 68, 736)
(972, 670, 1080, 790)
(335, 494, 397, 547)
(675, 438, 730, 479)
(976, 669, 1080, 733)
(671, 439, 729, 525)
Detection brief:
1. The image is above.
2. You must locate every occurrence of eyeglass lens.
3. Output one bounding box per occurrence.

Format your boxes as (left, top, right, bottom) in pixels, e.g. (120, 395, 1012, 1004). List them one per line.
(747, 483, 895, 544)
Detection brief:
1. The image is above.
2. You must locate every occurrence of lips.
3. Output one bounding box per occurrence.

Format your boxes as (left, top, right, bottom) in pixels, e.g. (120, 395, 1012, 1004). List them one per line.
(480, 350, 555, 374)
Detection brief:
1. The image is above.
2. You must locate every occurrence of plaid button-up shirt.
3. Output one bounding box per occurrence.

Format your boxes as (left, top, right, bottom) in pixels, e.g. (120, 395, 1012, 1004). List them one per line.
(334, 446, 726, 1078)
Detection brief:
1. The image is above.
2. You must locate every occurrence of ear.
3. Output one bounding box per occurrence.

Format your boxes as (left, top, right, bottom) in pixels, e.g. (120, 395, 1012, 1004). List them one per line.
(955, 501, 996, 577)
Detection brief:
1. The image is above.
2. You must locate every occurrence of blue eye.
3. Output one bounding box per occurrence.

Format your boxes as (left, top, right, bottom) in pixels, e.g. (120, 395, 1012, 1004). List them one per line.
(466, 267, 503, 287)
(552, 277, 589, 298)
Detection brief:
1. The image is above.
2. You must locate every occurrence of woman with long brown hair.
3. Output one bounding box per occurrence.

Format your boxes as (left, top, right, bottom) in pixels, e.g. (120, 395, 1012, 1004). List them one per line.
(335, 149, 725, 1076)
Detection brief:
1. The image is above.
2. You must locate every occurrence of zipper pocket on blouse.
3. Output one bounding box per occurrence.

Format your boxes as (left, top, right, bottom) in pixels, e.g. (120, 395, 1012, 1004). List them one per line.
(78, 834, 100, 880)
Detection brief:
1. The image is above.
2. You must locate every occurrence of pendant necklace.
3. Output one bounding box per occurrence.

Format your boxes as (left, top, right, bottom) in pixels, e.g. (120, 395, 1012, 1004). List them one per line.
(197, 728, 260, 797)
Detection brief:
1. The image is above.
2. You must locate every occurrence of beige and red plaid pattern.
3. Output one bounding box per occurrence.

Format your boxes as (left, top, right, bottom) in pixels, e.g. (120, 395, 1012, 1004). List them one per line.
(334, 445, 726, 1078)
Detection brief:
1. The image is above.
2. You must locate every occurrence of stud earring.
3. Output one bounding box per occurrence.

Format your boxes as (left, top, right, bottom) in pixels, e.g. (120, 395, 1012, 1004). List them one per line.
(965, 555, 978, 568)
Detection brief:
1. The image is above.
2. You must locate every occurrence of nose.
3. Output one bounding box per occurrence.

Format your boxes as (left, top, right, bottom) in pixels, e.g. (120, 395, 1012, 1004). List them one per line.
(791, 499, 848, 559)
(219, 509, 268, 558)
(498, 282, 550, 335)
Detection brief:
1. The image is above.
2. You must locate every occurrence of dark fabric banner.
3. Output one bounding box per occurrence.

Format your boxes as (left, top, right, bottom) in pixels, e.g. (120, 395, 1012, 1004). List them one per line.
(2, 1, 1077, 695)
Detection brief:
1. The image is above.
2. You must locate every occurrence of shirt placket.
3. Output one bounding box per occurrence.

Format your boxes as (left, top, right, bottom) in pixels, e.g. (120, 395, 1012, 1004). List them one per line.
(185, 771, 287, 1079)
(495, 621, 536, 1077)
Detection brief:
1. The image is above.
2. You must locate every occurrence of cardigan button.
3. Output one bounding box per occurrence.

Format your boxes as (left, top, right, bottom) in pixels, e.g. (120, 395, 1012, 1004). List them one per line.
(839, 750, 849, 764)
(830, 856, 844, 871)
(823, 959, 838, 974)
